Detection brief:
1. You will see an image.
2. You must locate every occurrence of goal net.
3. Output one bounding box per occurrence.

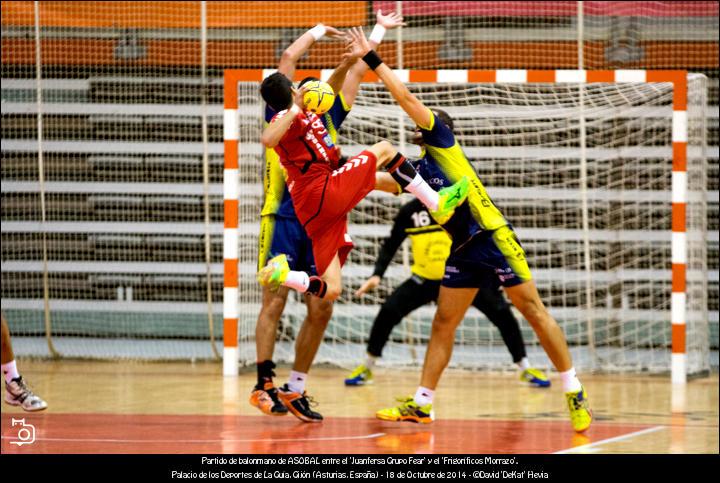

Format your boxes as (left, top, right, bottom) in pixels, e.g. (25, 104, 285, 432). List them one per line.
(1, 1, 715, 369)
(234, 72, 709, 375)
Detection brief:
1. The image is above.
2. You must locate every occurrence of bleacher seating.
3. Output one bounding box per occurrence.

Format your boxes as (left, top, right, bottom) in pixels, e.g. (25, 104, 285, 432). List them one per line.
(1, 64, 718, 347)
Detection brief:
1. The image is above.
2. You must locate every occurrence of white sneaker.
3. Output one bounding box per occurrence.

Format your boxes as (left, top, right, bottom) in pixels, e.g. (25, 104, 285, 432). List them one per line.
(5, 376, 48, 412)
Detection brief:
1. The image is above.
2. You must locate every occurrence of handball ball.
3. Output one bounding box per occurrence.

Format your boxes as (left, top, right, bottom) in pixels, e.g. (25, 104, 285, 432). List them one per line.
(302, 81, 335, 115)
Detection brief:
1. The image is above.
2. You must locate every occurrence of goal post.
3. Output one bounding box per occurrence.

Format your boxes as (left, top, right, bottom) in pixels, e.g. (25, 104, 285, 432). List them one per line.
(223, 68, 708, 382)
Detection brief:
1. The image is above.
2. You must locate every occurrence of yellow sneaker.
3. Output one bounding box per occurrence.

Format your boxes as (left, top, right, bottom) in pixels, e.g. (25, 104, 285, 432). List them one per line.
(344, 364, 373, 386)
(520, 368, 551, 388)
(430, 176, 469, 225)
(376, 396, 434, 424)
(257, 254, 289, 290)
(565, 387, 592, 432)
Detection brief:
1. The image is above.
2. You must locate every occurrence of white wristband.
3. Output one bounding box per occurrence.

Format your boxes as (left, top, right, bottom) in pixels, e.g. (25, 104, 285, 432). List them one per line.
(308, 24, 326, 41)
(289, 104, 301, 115)
(369, 24, 386, 44)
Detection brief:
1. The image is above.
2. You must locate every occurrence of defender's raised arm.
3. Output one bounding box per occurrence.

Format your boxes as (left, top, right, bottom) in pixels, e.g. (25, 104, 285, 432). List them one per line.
(278, 23, 344, 79)
(347, 26, 433, 129)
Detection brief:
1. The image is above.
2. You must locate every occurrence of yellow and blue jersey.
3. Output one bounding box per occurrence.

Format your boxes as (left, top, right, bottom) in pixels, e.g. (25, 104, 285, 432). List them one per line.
(414, 109, 508, 251)
(258, 92, 351, 269)
(411, 110, 533, 288)
(373, 199, 452, 281)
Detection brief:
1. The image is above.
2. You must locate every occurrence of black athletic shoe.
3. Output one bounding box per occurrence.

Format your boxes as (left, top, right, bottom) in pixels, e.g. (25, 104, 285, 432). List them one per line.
(277, 384, 323, 422)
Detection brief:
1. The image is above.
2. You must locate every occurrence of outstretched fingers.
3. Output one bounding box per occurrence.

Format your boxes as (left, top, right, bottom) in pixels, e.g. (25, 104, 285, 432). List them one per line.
(324, 25, 346, 39)
(347, 27, 371, 56)
(376, 10, 406, 29)
(345, 27, 370, 58)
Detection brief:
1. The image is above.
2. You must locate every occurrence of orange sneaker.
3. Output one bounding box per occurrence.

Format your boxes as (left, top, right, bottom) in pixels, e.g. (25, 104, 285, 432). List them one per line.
(249, 382, 288, 416)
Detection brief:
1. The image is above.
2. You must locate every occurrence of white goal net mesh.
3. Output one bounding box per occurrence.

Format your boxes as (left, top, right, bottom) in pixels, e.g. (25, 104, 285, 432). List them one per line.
(1, 1, 715, 368)
(237, 75, 709, 375)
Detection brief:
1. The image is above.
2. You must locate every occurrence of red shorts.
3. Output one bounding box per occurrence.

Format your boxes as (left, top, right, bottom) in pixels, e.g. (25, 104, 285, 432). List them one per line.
(292, 151, 378, 275)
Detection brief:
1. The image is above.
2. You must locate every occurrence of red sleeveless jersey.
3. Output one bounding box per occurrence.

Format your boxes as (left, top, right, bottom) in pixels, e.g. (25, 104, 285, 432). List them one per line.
(269, 109, 377, 276)
(271, 109, 341, 188)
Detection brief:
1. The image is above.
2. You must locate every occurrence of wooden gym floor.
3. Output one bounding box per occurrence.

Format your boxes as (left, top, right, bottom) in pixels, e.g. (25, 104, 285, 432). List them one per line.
(1, 360, 717, 454)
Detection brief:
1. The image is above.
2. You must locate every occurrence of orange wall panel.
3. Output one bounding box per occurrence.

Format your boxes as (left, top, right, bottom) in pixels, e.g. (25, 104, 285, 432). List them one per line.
(1, 1, 367, 28)
(3, 39, 718, 69)
(1, 1, 34, 25)
(207, 2, 367, 28)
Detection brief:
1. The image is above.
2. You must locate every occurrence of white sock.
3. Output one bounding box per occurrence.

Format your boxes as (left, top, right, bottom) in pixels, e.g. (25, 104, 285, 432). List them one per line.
(365, 354, 377, 369)
(404, 174, 439, 211)
(2, 360, 20, 383)
(516, 357, 531, 371)
(283, 271, 309, 293)
(559, 367, 583, 393)
(287, 370, 307, 394)
(414, 386, 435, 407)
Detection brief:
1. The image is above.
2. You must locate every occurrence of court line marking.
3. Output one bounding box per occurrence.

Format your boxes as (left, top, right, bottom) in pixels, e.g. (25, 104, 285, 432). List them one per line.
(553, 426, 665, 454)
(1, 432, 386, 445)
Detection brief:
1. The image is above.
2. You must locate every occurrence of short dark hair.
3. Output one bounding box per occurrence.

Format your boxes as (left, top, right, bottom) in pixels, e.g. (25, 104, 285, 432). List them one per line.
(432, 108, 454, 132)
(260, 72, 293, 112)
(298, 76, 320, 88)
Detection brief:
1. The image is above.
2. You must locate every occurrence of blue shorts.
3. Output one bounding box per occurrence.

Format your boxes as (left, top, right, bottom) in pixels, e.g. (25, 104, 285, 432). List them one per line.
(260, 215, 317, 275)
(441, 225, 533, 290)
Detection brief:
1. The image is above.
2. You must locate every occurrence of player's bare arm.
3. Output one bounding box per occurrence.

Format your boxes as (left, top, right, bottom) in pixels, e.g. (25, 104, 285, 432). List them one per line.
(341, 10, 405, 106)
(325, 40, 362, 95)
(347, 27, 432, 129)
(260, 84, 309, 149)
(260, 104, 300, 148)
(278, 23, 344, 79)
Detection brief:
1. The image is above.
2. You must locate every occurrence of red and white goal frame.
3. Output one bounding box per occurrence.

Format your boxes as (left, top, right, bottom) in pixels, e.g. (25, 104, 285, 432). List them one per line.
(222, 68, 690, 383)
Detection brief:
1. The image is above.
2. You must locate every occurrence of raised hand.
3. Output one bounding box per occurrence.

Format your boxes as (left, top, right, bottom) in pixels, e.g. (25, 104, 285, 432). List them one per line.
(342, 34, 362, 62)
(346, 27, 372, 57)
(323, 25, 346, 39)
(376, 9, 405, 29)
(292, 85, 308, 111)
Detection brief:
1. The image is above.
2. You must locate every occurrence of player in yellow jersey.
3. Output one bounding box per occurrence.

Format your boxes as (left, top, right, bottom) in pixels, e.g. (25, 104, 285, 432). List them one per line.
(347, 27, 591, 432)
(252, 12, 407, 423)
(346, 198, 549, 388)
